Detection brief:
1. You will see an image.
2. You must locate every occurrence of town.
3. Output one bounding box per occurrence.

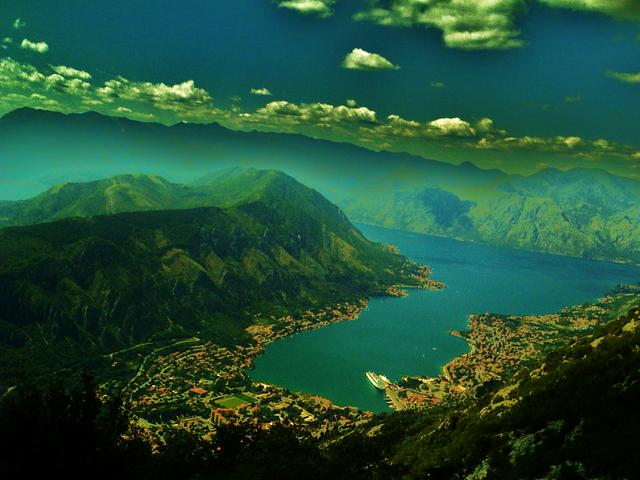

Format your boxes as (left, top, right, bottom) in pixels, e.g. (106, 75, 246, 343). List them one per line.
(383, 286, 640, 410)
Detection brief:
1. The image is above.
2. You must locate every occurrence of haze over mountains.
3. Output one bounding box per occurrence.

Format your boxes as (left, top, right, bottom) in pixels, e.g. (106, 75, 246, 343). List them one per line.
(2, 107, 640, 263)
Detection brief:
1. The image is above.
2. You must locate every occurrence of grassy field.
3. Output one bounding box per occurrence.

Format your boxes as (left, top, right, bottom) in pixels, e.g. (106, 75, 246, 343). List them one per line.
(214, 393, 256, 409)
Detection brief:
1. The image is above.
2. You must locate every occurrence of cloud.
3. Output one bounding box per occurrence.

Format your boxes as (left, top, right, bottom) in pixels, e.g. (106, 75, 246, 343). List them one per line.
(539, 1, 640, 20)
(3, 56, 640, 168)
(608, 70, 640, 84)
(96, 77, 213, 113)
(51, 65, 92, 80)
(354, 0, 526, 50)
(563, 95, 582, 103)
(13, 18, 26, 29)
(342, 48, 399, 71)
(276, 0, 337, 18)
(20, 38, 49, 53)
(1, 37, 11, 50)
(427, 117, 476, 137)
(243, 100, 379, 128)
(250, 87, 273, 96)
(0, 58, 216, 124)
(430, 81, 446, 88)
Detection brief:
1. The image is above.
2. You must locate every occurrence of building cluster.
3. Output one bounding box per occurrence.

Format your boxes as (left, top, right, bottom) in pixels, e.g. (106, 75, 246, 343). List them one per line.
(123, 300, 373, 443)
(386, 291, 632, 410)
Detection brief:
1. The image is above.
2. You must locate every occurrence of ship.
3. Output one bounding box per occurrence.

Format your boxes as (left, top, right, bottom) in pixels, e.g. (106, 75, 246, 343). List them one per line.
(365, 371, 390, 390)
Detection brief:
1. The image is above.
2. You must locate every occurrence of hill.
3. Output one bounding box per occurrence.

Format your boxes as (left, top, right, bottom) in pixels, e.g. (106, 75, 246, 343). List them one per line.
(0, 171, 422, 388)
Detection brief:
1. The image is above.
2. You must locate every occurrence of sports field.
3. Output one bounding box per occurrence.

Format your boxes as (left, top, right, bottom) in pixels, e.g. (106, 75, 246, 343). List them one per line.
(214, 393, 256, 409)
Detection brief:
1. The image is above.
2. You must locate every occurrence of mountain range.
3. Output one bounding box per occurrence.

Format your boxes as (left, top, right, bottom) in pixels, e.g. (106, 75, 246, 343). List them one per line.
(2, 108, 639, 263)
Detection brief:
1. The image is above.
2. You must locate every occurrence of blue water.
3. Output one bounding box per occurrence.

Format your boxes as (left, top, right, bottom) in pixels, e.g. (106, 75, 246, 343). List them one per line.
(251, 224, 640, 412)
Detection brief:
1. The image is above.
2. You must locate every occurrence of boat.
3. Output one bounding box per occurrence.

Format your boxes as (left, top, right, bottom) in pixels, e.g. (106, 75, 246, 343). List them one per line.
(365, 371, 390, 390)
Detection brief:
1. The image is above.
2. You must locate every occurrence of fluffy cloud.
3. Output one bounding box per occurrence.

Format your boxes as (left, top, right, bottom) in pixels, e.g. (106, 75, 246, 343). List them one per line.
(244, 100, 378, 128)
(342, 48, 399, 70)
(427, 117, 476, 136)
(539, 0, 640, 20)
(276, 0, 337, 18)
(13, 18, 26, 29)
(0, 58, 215, 123)
(20, 38, 49, 53)
(96, 77, 213, 112)
(608, 71, 640, 84)
(251, 87, 273, 96)
(354, 0, 526, 50)
(51, 65, 92, 80)
(1, 37, 11, 50)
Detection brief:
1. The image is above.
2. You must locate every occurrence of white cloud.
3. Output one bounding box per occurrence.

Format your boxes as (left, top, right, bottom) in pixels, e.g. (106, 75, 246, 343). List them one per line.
(250, 87, 273, 96)
(427, 117, 476, 137)
(51, 65, 92, 80)
(250, 100, 379, 126)
(342, 48, 399, 71)
(96, 77, 213, 112)
(20, 38, 49, 53)
(354, 0, 526, 50)
(13, 18, 26, 29)
(276, 0, 337, 18)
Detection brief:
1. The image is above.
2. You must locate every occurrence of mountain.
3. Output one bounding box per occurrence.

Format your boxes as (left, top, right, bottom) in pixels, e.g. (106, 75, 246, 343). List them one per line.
(344, 168, 640, 263)
(2, 108, 640, 263)
(0, 170, 421, 388)
(0, 107, 505, 201)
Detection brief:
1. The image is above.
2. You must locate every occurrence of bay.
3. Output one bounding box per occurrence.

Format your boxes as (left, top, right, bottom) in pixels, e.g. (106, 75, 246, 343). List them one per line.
(250, 224, 640, 412)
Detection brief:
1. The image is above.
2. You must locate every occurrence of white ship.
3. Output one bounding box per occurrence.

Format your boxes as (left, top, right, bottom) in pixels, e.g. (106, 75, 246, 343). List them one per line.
(365, 371, 390, 390)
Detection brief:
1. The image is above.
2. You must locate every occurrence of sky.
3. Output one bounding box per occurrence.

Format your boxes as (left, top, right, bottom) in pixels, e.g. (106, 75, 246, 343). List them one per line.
(1, 0, 639, 177)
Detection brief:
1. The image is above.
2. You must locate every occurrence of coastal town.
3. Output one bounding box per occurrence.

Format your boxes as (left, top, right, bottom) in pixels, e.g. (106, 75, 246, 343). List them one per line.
(108, 252, 637, 444)
(114, 261, 444, 444)
(384, 286, 640, 410)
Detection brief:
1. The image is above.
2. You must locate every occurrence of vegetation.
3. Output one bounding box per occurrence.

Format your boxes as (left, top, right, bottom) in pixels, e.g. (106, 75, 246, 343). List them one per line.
(2, 304, 638, 479)
(0, 171, 419, 389)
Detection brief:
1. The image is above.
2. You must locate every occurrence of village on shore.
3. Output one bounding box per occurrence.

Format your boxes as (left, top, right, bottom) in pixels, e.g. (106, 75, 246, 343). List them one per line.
(111, 253, 636, 445)
(384, 287, 639, 410)
(117, 259, 443, 445)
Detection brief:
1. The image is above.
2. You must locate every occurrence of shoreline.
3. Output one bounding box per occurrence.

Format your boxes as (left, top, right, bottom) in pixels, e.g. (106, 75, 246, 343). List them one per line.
(125, 260, 445, 441)
(384, 288, 636, 410)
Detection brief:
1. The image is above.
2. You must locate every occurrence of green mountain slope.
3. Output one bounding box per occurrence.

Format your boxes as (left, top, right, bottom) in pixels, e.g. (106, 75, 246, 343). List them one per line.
(0, 172, 421, 388)
(344, 168, 640, 263)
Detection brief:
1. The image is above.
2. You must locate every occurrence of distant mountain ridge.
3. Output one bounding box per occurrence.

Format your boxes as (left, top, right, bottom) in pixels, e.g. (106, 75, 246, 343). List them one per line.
(2, 108, 640, 263)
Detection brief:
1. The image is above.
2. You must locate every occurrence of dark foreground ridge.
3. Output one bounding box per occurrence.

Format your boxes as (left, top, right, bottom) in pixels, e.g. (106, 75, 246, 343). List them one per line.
(1, 300, 638, 479)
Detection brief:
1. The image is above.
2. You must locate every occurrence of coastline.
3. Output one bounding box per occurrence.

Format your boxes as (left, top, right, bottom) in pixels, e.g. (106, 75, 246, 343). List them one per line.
(124, 259, 445, 442)
(383, 288, 637, 410)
